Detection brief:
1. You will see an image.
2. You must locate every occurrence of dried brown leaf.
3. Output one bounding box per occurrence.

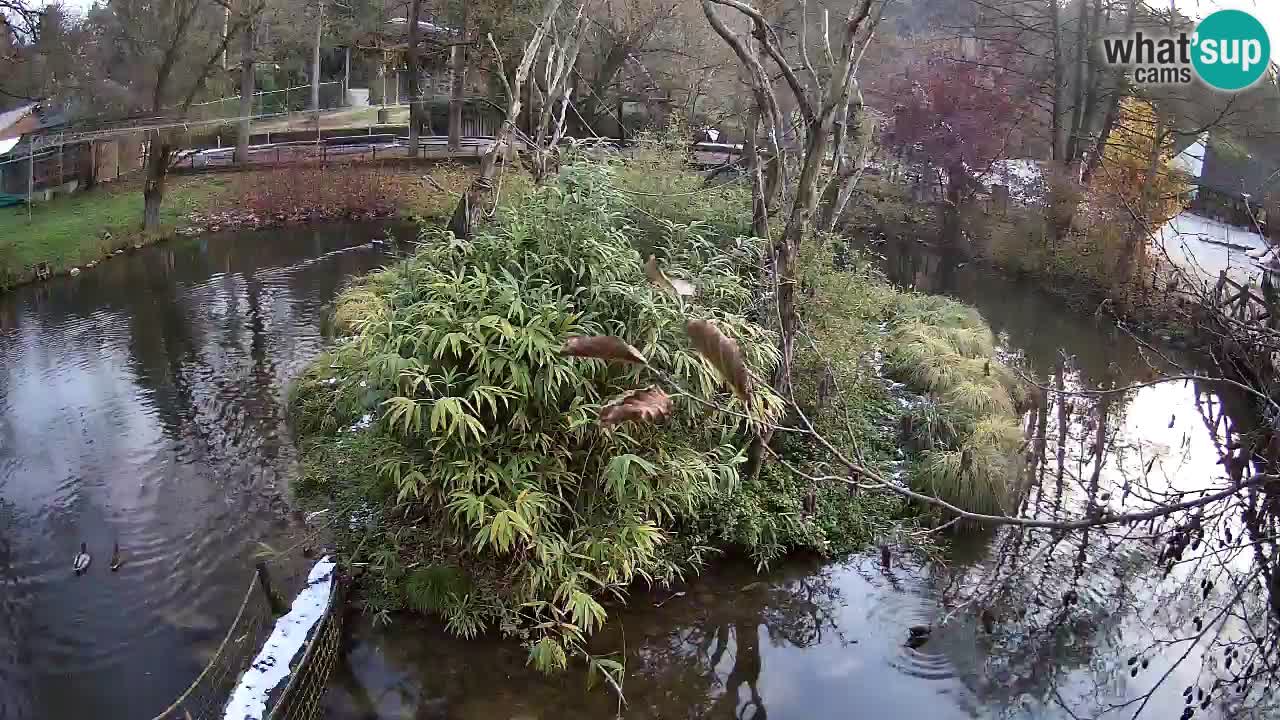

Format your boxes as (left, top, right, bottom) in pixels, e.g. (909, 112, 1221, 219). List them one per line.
(599, 386, 673, 426)
(561, 336, 647, 365)
(686, 319, 752, 403)
(644, 254, 695, 298)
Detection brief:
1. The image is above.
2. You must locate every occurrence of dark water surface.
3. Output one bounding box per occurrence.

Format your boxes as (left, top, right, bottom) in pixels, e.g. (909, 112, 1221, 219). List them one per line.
(0, 221, 404, 720)
(322, 240, 1246, 720)
(0, 222, 1252, 720)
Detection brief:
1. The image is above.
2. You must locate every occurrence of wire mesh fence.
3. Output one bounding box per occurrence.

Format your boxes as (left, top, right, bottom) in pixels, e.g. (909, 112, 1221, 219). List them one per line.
(144, 562, 345, 720)
(266, 577, 345, 720)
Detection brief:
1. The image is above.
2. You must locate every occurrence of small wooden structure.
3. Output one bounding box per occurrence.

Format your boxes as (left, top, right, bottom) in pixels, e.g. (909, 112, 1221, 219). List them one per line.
(1210, 269, 1280, 330)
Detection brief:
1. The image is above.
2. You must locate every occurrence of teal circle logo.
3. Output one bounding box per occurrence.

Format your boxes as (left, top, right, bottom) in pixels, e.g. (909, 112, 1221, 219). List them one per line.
(1192, 10, 1270, 91)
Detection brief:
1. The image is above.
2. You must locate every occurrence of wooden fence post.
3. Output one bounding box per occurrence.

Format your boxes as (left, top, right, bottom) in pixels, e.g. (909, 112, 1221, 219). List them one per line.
(255, 561, 288, 615)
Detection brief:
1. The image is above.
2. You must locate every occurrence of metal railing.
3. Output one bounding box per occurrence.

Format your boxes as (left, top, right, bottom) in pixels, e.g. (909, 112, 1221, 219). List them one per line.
(191, 81, 347, 122)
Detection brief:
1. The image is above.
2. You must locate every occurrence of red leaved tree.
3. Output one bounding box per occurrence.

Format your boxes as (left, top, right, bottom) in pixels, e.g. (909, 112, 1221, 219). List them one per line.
(881, 53, 1025, 246)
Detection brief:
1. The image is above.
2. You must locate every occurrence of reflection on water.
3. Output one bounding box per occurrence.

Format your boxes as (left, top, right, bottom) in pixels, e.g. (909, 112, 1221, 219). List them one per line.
(326, 558, 986, 720)
(0, 221, 404, 720)
(324, 238, 1270, 719)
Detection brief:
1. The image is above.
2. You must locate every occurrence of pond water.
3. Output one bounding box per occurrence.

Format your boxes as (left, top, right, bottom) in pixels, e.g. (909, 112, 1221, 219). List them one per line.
(322, 239, 1264, 720)
(0, 221, 408, 720)
(0, 223, 1261, 720)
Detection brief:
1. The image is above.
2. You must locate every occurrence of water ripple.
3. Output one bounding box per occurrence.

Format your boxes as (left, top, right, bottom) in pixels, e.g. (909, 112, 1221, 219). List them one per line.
(0, 221, 405, 720)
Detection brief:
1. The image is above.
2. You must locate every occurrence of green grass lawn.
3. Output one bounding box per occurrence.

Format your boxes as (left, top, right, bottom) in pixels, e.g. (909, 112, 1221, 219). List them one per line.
(0, 175, 232, 289)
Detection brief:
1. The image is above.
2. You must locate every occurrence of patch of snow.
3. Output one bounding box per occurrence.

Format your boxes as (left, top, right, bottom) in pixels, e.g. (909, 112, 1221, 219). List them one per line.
(347, 502, 379, 531)
(346, 413, 373, 433)
(222, 556, 336, 720)
(1171, 133, 1207, 180)
(1157, 211, 1271, 285)
(984, 159, 1047, 204)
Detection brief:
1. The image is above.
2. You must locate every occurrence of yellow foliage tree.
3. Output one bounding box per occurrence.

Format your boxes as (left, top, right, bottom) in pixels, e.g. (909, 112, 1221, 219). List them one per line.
(1094, 97, 1191, 228)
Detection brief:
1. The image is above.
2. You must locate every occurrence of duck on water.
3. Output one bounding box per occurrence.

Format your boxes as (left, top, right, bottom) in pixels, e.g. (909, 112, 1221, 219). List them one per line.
(72, 542, 124, 574)
(73, 543, 91, 575)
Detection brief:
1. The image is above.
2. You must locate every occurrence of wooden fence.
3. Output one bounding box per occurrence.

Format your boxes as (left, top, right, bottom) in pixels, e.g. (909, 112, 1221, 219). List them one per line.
(1210, 270, 1280, 330)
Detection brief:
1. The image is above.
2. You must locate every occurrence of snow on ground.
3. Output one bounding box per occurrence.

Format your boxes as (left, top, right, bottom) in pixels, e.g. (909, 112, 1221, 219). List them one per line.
(1157, 211, 1271, 286)
(222, 556, 336, 720)
(985, 159, 1048, 204)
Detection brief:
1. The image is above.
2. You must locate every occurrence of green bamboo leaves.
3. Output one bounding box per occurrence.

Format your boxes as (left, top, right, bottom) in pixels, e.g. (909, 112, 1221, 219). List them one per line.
(292, 156, 779, 677)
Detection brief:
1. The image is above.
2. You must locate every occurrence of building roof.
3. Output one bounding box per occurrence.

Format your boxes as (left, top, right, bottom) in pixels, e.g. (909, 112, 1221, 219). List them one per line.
(1200, 135, 1280, 200)
(0, 103, 38, 139)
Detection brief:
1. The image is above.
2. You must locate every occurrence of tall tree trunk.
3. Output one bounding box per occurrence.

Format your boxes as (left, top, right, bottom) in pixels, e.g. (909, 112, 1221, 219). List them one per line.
(448, 7, 468, 151)
(817, 87, 867, 233)
(1120, 116, 1164, 279)
(236, 14, 255, 168)
(143, 131, 172, 232)
(311, 0, 324, 112)
(1081, 0, 1137, 187)
(1064, 0, 1088, 163)
(343, 46, 351, 101)
(406, 0, 423, 158)
(743, 106, 770, 240)
(943, 163, 964, 249)
(774, 126, 832, 382)
(1077, 0, 1102, 157)
(1048, 0, 1066, 164)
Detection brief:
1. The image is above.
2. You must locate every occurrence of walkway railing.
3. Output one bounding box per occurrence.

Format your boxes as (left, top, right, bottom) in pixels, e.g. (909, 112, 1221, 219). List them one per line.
(145, 556, 345, 720)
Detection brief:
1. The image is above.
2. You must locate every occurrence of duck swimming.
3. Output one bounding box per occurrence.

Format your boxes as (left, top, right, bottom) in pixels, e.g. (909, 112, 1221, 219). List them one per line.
(906, 625, 932, 649)
(110, 542, 123, 572)
(73, 543, 91, 575)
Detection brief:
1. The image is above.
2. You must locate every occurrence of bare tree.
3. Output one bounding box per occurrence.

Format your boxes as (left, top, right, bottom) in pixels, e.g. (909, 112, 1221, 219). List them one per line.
(310, 0, 325, 112)
(88, 0, 264, 229)
(529, 0, 589, 183)
(447, 0, 565, 238)
(577, 0, 679, 134)
(701, 0, 880, 475)
(405, 0, 425, 156)
(447, 4, 468, 151)
(0, 0, 40, 102)
(235, 0, 257, 167)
